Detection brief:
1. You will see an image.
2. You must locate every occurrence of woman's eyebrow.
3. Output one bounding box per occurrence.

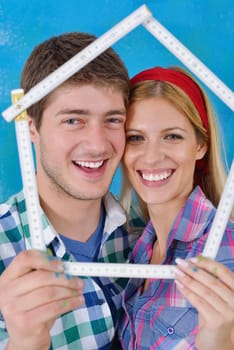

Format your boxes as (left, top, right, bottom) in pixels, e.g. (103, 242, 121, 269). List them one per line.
(163, 127, 187, 132)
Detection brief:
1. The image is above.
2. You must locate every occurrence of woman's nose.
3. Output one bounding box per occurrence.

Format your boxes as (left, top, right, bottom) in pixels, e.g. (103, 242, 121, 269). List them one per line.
(143, 140, 165, 164)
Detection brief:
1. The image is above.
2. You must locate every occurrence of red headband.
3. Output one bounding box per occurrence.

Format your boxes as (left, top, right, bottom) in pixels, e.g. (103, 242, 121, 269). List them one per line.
(130, 67, 209, 135)
(130, 67, 209, 175)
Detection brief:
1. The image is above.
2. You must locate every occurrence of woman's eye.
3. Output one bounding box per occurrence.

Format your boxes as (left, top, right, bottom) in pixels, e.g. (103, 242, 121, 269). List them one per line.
(126, 134, 144, 143)
(165, 133, 183, 140)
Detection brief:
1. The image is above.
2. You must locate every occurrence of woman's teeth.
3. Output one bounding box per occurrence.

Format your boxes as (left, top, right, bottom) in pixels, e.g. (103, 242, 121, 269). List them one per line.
(141, 170, 171, 181)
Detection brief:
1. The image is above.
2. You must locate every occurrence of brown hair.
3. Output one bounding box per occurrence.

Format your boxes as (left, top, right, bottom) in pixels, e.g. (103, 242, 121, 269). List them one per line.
(21, 32, 129, 129)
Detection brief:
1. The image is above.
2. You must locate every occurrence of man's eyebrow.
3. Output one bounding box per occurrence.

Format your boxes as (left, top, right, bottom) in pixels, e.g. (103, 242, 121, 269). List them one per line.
(55, 108, 126, 117)
(105, 109, 126, 116)
(55, 109, 89, 116)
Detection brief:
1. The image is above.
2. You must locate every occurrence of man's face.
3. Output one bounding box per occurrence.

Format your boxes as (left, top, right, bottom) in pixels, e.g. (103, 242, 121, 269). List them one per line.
(30, 84, 126, 201)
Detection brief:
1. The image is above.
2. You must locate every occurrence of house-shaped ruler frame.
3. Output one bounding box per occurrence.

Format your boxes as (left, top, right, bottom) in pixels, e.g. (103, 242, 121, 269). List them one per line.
(2, 4, 234, 279)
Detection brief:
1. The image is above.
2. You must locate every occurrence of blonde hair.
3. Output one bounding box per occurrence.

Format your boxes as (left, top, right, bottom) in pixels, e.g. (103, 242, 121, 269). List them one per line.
(121, 67, 233, 221)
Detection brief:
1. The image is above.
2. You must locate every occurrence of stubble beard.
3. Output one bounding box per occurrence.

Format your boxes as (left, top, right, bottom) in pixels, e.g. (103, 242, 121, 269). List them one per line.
(40, 154, 110, 202)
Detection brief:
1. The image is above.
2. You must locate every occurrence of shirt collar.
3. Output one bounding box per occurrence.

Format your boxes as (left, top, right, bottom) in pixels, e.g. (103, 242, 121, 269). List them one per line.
(103, 192, 127, 234)
(167, 186, 215, 245)
(16, 191, 126, 253)
(132, 186, 215, 262)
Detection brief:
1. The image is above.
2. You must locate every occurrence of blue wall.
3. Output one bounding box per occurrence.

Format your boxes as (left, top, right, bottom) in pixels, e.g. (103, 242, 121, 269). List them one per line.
(0, 0, 233, 201)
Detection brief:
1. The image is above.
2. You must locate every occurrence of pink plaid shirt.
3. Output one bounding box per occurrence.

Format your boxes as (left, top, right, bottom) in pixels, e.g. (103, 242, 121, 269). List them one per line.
(118, 186, 234, 350)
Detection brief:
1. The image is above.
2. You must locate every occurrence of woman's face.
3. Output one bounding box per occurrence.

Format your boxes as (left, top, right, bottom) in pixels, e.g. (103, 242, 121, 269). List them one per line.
(124, 97, 207, 208)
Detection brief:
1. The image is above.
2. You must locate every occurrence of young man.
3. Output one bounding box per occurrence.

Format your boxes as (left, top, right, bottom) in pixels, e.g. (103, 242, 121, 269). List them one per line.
(0, 32, 141, 350)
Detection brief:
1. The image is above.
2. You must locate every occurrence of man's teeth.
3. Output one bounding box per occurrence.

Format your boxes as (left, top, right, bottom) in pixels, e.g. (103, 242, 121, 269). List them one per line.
(142, 171, 171, 181)
(76, 160, 104, 168)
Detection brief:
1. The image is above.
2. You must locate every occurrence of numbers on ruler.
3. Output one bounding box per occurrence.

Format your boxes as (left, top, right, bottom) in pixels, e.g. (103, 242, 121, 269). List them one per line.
(202, 159, 234, 258)
(63, 262, 176, 279)
(15, 117, 45, 251)
(143, 17, 234, 111)
(2, 5, 151, 122)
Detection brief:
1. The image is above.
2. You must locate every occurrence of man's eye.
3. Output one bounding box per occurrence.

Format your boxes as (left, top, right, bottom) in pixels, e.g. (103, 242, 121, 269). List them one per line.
(126, 135, 143, 143)
(64, 119, 79, 125)
(107, 117, 124, 124)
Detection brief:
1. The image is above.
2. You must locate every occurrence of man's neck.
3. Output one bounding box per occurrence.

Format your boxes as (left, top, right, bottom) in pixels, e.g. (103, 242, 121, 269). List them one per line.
(39, 191, 103, 242)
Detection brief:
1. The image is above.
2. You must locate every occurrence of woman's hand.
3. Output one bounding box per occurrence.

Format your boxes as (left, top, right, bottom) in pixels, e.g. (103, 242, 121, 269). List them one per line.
(175, 256, 234, 350)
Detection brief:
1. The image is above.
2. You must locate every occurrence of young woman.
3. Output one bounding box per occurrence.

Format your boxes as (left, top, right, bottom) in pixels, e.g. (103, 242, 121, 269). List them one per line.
(119, 66, 234, 349)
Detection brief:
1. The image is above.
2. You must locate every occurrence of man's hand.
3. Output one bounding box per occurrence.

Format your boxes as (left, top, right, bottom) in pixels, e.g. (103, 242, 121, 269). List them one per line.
(0, 250, 84, 350)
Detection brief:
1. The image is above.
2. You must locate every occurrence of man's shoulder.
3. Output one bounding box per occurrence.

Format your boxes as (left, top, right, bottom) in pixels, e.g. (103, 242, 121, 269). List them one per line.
(128, 202, 146, 229)
(0, 191, 26, 272)
(0, 191, 25, 220)
(0, 191, 25, 243)
(106, 192, 145, 223)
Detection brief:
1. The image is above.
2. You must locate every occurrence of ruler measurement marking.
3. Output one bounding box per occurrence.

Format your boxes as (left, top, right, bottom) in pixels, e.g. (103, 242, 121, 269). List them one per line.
(63, 262, 177, 279)
(2, 5, 151, 122)
(12, 89, 46, 252)
(202, 159, 234, 258)
(143, 17, 234, 111)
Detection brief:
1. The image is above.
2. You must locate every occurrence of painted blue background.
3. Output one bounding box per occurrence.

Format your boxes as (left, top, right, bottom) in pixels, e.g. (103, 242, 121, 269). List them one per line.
(0, 0, 233, 201)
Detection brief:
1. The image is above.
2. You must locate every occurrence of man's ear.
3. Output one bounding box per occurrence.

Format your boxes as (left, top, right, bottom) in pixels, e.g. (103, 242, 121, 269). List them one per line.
(196, 141, 208, 160)
(28, 117, 38, 142)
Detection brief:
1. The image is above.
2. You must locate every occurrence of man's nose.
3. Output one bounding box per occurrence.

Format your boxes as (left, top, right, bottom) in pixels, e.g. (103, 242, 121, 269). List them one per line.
(84, 124, 108, 153)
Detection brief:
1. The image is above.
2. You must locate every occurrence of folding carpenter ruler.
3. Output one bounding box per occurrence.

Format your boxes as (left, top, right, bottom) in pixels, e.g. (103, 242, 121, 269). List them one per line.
(2, 5, 234, 122)
(202, 159, 234, 259)
(64, 159, 234, 278)
(11, 89, 45, 251)
(2, 5, 151, 122)
(143, 16, 234, 111)
(3, 5, 234, 279)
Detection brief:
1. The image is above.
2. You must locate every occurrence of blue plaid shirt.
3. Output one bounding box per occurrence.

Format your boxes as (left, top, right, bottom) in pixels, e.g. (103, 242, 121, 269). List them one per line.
(0, 190, 141, 349)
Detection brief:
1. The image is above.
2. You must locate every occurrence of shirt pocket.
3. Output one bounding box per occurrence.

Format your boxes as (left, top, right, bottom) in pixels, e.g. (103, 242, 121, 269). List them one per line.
(150, 306, 198, 339)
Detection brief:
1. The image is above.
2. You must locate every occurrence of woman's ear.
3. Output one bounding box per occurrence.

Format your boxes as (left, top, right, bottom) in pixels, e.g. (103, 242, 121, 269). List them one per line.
(196, 141, 208, 160)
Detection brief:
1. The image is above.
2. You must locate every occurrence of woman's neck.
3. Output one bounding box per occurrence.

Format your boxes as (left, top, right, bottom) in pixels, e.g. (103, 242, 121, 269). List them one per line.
(148, 198, 186, 257)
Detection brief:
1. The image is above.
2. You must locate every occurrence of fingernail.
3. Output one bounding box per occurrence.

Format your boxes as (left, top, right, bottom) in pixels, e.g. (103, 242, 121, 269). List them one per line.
(47, 255, 58, 262)
(61, 300, 68, 309)
(65, 274, 72, 280)
(197, 255, 206, 261)
(191, 266, 198, 272)
(212, 267, 218, 276)
(72, 290, 78, 297)
(42, 252, 57, 263)
(190, 257, 198, 264)
(175, 258, 189, 267)
(174, 267, 185, 277)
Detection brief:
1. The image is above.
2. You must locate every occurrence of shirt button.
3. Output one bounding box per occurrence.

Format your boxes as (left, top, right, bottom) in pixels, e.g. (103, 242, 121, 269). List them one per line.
(167, 326, 175, 335)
